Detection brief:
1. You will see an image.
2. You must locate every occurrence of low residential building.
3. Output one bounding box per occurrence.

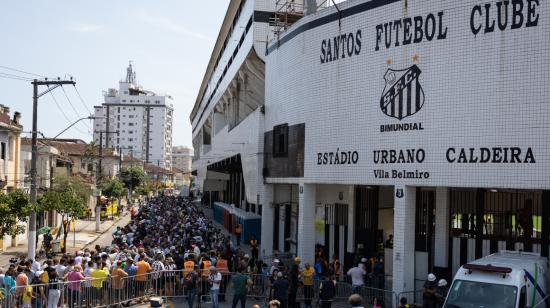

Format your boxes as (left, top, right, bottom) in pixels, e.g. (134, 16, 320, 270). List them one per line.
(0, 105, 23, 192)
(0, 105, 25, 250)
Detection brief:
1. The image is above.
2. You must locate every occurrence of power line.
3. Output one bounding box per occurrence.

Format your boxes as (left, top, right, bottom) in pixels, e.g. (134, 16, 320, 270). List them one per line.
(60, 86, 92, 131)
(0, 65, 46, 78)
(48, 89, 88, 135)
(0, 72, 33, 81)
(72, 85, 93, 115)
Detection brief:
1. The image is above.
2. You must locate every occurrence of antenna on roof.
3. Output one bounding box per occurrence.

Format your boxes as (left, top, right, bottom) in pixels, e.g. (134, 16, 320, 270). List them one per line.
(126, 61, 136, 84)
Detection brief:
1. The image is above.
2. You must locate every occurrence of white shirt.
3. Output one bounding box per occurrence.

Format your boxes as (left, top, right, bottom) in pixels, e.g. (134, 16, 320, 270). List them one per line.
(209, 272, 222, 290)
(55, 264, 66, 278)
(75, 256, 83, 265)
(32, 260, 41, 272)
(347, 267, 366, 286)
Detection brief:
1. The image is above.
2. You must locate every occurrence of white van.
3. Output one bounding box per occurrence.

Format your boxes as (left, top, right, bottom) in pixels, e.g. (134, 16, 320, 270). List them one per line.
(444, 251, 549, 308)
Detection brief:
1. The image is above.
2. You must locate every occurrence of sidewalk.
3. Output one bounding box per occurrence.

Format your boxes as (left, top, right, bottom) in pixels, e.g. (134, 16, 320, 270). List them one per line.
(0, 213, 130, 269)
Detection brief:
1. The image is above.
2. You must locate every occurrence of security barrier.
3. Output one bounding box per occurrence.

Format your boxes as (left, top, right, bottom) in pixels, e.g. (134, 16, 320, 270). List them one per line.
(0, 269, 407, 308)
(397, 289, 424, 307)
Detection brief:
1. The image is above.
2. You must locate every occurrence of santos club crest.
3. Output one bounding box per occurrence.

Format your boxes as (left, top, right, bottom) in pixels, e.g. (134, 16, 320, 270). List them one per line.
(380, 65, 425, 120)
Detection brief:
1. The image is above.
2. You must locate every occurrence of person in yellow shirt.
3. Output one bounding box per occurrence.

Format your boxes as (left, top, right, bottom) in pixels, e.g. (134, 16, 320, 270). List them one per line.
(22, 285, 33, 308)
(302, 263, 315, 308)
(91, 263, 110, 306)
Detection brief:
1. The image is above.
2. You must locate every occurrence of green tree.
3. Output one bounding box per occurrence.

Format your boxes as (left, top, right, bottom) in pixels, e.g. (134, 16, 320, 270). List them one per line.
(119, 167, 146, 189)
(119, 167, 146, 200)
(38, 176, 91, 253)
(38, 190, 87, 253)
(0, 190, 31, 239)
(135, 179, 154, 196)
(101, 178, 125, 199)
(52, 175, 91, 205)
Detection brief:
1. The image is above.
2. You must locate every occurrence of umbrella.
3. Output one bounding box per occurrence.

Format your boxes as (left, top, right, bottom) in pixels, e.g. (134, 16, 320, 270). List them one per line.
(37, 226, 51, 235)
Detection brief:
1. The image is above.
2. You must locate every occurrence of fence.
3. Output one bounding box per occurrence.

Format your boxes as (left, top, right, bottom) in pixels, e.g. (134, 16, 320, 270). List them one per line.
(0, 269, 410, 308)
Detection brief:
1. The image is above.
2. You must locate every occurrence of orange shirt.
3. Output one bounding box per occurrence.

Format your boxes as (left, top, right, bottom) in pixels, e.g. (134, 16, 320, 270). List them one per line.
(184, 260, 195, 277)
(201, 260, 211, 277)
(112, 267, 128, 289)
(216, 259, 229, 273)
(136, 261, 152, 282)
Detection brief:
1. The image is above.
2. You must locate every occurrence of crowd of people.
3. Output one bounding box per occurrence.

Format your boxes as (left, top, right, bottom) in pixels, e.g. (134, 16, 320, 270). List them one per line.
(0, 195, 443, 308)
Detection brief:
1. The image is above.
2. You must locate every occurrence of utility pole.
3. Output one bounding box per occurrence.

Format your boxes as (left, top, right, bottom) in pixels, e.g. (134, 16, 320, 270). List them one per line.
(95, 130, 118, 232)
(29, 78, 76, 260)
(157, 160, 160, 196)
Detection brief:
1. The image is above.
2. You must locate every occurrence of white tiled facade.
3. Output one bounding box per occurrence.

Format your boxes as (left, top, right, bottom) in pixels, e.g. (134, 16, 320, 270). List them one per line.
(192, 0, 550, 297)
(94, 65, 173, 169)
(263, 0, 550, 296)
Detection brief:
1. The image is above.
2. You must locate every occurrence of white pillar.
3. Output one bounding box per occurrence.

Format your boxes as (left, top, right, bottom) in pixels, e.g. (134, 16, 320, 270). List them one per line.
(392, 186, 416, 294)
(260, 184, 274, 257)
(435, 187, 450, 268)
(298, 183, 316, 265)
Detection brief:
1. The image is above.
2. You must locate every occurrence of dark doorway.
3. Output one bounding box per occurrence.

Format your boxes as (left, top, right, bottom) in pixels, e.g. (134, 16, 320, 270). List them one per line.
(355, 186, 379, 258)
(416, 190, 436, 273)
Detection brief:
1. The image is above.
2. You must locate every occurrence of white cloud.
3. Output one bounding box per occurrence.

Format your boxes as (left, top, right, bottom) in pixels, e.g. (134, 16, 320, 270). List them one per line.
(70, 24, 104, 33)
(132, 11, 213, 43)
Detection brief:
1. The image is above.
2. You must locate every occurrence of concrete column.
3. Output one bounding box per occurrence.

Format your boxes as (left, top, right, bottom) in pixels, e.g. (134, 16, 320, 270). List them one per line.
(260, 184, 274, 257)
(298, 183, 316, 265)
(392, 186, 416, 294)
(435, 187, 450, 268)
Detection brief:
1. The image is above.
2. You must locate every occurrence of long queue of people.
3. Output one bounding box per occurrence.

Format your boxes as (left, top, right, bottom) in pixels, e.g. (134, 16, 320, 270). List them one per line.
(0, 196, 406, 308)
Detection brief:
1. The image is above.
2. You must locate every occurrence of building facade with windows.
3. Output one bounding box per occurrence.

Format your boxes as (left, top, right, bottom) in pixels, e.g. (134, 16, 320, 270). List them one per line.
(172, 146, 193, 173)
(93, 63, 174, 169)
(0, 105, 22, 192)
(263, 0, 550, 296)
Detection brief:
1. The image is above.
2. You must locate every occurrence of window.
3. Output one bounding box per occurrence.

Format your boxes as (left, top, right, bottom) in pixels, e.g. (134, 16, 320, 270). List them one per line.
(122, 100, 126, 102)
(128, 138, 133, 142)
(8, 137, 13, 161)
(519, 286, 526, 308)
(129, 115, 134, 119)
(117, 107, 120, 112)
(129, 123, 134, 126)
(273, 124, 289, 157)
(81, 162, 86, 169)
(124, 91, 128, 94)
(155, 100, 160, 104)
(130, 100, 134, 103)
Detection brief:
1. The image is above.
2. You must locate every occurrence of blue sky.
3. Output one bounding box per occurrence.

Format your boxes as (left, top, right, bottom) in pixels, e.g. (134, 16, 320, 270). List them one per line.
(0, 1, 230, 147)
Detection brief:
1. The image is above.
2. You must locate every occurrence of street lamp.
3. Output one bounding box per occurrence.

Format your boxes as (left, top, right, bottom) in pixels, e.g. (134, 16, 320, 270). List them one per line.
(52, 116, 102, 140)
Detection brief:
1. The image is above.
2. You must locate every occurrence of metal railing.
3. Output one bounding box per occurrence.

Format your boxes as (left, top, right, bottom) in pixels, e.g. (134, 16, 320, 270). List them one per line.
(0, 269, 408, 308)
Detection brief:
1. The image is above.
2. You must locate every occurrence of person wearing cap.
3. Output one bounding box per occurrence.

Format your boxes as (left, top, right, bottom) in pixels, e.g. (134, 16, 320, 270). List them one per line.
(208, 266, 222, 308)
(165, 257, 177, 297)
(346, 263, 366, 294)
(436, 279, 448, 308)
(422, 273, 438, 308)
(348, 294, 364, 308)
(302, 263, 315, 308)
(67, 265, 85, 308)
